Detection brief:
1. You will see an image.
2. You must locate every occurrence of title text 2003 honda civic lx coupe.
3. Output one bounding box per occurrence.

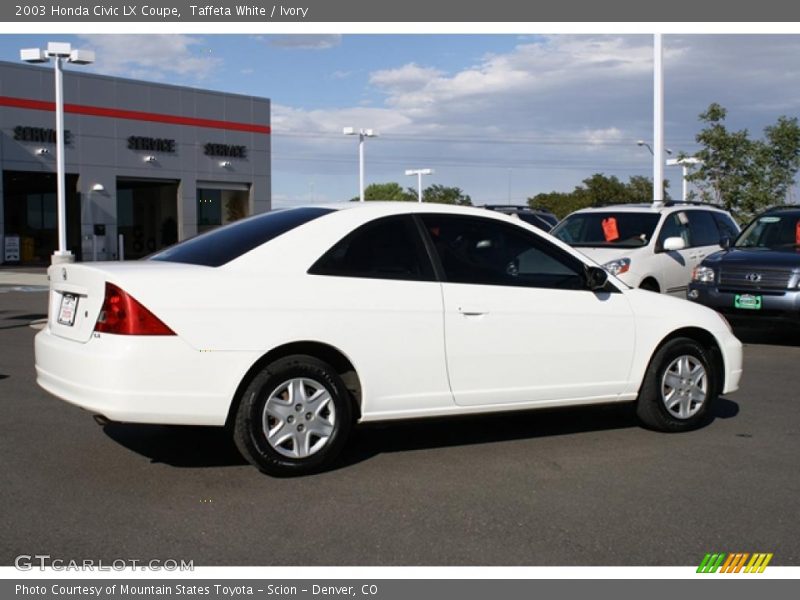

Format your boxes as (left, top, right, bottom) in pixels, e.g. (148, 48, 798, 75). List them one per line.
(35, 203, 743, 476)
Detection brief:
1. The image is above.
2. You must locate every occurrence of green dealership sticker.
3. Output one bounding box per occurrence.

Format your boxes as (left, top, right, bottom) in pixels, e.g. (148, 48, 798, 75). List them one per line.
(734, 294, 762, 310)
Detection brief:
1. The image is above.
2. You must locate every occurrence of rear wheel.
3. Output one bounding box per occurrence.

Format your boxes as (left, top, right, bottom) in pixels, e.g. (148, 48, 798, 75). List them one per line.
(636, 337, 717, 432)
(233, 355, 353, 476)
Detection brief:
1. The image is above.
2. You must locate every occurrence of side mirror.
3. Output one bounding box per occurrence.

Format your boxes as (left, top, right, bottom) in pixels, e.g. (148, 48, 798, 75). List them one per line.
(584, 265, 609, 291)
(662, 236, 686, 252)
(720, 236, 731, 250)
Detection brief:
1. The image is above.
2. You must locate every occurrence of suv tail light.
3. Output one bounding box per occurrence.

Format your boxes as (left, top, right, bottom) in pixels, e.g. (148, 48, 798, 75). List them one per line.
(95, 282, 175, 336)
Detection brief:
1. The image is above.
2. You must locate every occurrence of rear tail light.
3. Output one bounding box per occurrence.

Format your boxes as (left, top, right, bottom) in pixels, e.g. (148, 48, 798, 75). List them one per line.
(95, 282, 175, 336)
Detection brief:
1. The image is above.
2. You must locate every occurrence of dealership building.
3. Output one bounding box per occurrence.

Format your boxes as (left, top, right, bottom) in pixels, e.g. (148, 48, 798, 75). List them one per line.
(0, 61, 271, 264)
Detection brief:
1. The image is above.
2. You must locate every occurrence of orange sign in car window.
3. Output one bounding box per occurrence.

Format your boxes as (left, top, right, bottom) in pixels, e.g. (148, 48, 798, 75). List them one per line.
(796, 220, 800, 245)
(602, 217, 620, 242)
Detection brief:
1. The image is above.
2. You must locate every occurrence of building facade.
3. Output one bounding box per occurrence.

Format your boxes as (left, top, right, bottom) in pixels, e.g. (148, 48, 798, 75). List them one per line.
(0, 61, 271, 264)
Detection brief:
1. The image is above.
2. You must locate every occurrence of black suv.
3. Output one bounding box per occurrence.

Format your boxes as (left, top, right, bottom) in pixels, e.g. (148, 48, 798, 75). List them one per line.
(688, 206, 800, 324)
(482, 205, 559, 232)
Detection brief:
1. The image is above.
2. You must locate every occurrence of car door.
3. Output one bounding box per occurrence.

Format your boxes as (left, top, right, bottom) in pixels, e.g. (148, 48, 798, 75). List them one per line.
(307, 214, 453, 416)
(655, 211, 696, 295)
(419, 213, 636, 407)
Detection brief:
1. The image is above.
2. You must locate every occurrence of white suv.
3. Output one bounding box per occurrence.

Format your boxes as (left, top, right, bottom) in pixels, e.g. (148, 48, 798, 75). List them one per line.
(551, 202, 740, 295)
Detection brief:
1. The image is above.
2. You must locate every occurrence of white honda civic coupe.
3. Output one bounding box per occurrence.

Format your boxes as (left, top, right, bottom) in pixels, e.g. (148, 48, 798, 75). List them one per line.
(35, 202, 743, 476)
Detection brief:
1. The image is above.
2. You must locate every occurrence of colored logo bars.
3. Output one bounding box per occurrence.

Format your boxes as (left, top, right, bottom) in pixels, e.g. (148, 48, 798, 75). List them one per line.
(697, 552, 773, 573)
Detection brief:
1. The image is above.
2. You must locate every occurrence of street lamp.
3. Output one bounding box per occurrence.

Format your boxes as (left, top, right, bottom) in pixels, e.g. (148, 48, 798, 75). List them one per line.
(343, 127, 378, 202)
(667, 157, 703, 202)
(405, 168, 433, 203)
(637, 140, 673, 156)
(21, 42, 94, 264)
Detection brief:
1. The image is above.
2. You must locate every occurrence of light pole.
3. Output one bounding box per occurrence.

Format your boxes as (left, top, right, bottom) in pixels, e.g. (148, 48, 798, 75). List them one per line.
(21, 42, 94, 264)
(653, 33, 664, 207)
(637, 140, 673, 156)
(667, 157, 703, 202)
(405, 168, 433, 203)
(343, 127, 377, 202)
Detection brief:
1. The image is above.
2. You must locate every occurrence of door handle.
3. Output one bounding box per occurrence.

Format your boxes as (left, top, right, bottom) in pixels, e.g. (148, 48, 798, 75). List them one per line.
(458, 306, 488, 317)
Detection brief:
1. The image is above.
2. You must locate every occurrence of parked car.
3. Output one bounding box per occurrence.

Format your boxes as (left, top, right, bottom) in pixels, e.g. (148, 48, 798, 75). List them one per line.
(482, 204, 559, 231)
(551, 201, 740, 295)
(35, 203, 742, 476)
(688, 206, 800, 325)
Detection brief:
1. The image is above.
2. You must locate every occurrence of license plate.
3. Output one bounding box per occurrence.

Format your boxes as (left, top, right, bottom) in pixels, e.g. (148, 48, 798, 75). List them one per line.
(57, 293, 78, 326)
(734, 294, 762, 310)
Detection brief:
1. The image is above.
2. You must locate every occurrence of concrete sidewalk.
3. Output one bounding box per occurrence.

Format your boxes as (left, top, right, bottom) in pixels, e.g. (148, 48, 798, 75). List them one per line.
(0, 268, 49, 286)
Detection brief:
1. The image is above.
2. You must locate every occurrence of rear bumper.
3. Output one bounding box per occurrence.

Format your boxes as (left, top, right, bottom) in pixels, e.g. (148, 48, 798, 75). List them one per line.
(35, 327, 256, 426)
(688, 284, 800, 324)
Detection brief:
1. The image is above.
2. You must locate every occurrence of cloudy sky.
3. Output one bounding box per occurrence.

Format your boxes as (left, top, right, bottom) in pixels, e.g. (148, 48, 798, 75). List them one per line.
(3, 33, 800, 207)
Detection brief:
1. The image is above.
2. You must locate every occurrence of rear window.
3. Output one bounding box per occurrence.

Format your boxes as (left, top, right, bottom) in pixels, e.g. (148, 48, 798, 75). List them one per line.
(149, 207, 334, 267)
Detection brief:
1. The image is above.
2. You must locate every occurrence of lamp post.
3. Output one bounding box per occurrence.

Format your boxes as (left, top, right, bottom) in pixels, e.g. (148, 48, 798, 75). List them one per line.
(405, 168, 433, 203)
(21, 42, 94, 264)
(666, 157, 703, 202)
(637, 140, 673, 157)
(343, 127, 377, 202)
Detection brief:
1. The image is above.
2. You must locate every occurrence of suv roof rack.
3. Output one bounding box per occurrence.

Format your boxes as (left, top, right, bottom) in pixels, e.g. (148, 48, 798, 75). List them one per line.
(483, 204, 555, 214)
(662, 200, 723, 208)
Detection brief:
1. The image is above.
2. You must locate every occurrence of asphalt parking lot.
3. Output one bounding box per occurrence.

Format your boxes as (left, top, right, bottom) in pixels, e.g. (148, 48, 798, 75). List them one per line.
(1, 285, 799, 566)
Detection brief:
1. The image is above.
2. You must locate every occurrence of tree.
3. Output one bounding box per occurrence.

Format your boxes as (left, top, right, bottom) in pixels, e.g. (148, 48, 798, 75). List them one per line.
(422, 184, 472, 206)
(349, 182, 415, 202)
(686, 103, 800, 219)
(348, 182, 472, 205)
(528, 174, 668, 219)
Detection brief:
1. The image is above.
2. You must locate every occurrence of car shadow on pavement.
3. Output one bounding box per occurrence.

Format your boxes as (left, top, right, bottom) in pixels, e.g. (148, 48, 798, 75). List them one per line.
(336, 398, 740, 469)
(101, 398, 739, 471)
(102, 423, 248, 468)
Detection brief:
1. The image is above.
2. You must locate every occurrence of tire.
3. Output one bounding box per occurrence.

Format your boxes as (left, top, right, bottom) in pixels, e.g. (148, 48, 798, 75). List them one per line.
(636, 337, 717, 432)
(233, 354, 353, 476)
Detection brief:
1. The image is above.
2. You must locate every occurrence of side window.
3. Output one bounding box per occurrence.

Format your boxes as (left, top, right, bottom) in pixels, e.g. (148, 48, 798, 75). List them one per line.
(309, 215, 435, 281)
(658, 212, 690, 248)
(687, 210, 723, 247)
(421, 214, 585, 290)
(712, 212, 739, 240)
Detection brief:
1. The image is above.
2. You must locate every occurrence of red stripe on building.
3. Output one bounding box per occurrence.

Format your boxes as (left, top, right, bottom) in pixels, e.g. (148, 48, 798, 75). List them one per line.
(0, 95, 271, 134)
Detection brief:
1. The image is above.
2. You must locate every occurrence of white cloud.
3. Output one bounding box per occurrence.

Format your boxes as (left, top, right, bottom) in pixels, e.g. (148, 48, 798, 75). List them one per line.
(584, 127, 625, 146)
(77, 34, 221, 81)
(272, 103, 412, 136)
(268, 35, 342, 50)
(370, 63, 445, 94)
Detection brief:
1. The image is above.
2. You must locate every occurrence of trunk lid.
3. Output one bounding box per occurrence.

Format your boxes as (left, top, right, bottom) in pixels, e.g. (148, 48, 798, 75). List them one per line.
(46, 261, 212, 343)
(47, 263, 108, 343)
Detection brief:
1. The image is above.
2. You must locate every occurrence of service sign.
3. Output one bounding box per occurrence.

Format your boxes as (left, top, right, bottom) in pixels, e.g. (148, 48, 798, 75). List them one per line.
(4, 235, 20, 262)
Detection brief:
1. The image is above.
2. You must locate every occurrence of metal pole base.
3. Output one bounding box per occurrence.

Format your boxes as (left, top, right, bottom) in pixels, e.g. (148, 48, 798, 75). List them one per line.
(51, 252, 75, 265)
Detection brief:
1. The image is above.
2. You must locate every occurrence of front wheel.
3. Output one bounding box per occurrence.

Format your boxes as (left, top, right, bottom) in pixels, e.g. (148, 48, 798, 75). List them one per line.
(233, 355, 353, 476)
(636, 337, 718, 432)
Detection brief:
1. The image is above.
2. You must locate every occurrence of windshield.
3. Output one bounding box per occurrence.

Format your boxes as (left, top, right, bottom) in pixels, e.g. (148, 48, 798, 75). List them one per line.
(552, 212, 660, 248)
(735, 213, 800, 250)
